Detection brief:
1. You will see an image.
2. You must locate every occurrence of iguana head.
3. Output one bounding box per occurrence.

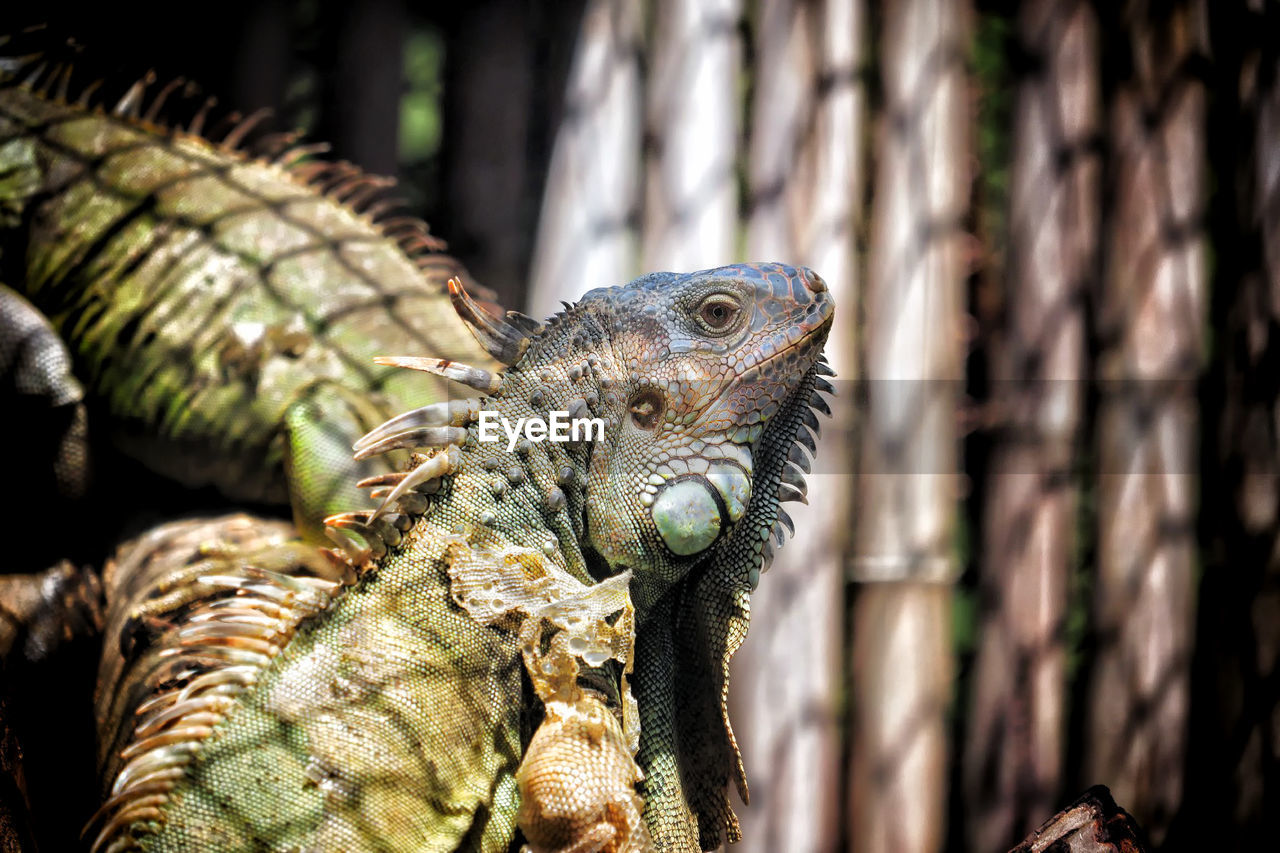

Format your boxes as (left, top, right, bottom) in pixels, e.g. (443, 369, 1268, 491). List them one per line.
(333, 263, 831, 578)
(350, 263, 833, 607)
(559, 263, 834, 612)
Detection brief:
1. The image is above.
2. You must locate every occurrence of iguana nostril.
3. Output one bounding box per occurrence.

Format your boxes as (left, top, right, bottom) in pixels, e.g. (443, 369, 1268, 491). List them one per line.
(800, 268, 827, 293)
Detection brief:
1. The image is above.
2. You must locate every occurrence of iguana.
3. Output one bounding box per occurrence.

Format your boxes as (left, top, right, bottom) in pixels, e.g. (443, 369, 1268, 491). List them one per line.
(0, 281, 92, 567)
(0, 31, 496, 543)
(88, 263, 834, 851)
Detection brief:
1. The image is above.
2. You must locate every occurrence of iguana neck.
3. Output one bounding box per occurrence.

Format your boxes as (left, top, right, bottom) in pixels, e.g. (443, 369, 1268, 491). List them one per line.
(392, 359, 608, 589)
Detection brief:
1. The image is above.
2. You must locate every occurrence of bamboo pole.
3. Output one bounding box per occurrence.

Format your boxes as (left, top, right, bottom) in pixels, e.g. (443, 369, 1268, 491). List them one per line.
(642, 0, 742, 272)
(848, 1, 971, 850)
(1085, 1, 1208, 843)
(527, 0, 643, 314)
(730, 1, 864, 850)
(964, 1, 1099, 847)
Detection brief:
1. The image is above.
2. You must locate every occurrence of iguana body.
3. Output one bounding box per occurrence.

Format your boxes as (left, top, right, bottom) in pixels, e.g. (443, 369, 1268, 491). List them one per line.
(91, 263, 834, 851)
(0, 36, 495, 539)
(0, 282, 92, 567)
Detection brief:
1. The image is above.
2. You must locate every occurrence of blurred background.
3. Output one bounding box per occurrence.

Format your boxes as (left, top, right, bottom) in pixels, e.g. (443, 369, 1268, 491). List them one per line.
(7, 0, 1280, 850)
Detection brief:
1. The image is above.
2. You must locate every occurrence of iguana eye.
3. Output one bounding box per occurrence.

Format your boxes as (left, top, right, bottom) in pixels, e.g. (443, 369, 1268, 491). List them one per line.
(695, 294, 740, 333)
(628, 389, 665, 430)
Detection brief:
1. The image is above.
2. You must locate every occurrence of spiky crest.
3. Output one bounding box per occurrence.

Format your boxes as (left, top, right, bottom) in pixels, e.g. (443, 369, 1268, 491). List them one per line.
(447, 277, 542, 365)
(84, 569, 340, 853)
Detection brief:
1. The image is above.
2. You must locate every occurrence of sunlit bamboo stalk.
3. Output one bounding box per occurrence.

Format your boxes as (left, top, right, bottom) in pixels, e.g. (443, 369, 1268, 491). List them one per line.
(642, 0, 742, 271)
(527, 0, 643, 314)
(1085, 1, 1207, 843)
(849, 1, 971, 851)
(730, 1, 864, 850)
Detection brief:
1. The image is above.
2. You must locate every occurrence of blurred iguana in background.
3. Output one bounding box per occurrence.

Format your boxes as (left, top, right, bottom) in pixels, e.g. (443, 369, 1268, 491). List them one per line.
(0, 29, 496, 554)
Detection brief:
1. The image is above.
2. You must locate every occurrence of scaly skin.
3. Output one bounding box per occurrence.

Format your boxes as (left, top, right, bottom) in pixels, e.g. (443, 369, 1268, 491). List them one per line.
(0, 38, 496, 540)
(0, 283, 91, 567)
(92, 263, 834, 851)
